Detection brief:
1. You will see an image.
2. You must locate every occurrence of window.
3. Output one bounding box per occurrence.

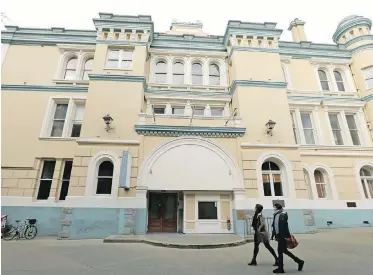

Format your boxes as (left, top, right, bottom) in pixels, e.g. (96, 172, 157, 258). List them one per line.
(193, 107, 205, 116)
(333, 71, 345, 91)
(318, 70, 330, 91)
(37, 160, 56, 200)
(155, 61, 168, 83)
(153, 106, 165, 114)
(362, 66, 373, 89)
(105, 49, 133, 70)
(172, 107, 184, 115)
(172, 62, 184, 85)
(96, 161, 114, 195)
(71, 105, 85, 137)
(314, 170, 327, 199)
(328, 114, 344, 145)
(300, 113, 315, 145)
(59, 160, 72, 200)
(360, 167, 373, 199)
(192, 63, 203, 85)
(290, 111, 300, 144)
(345, 114, 361, 145)
(211, 107, 224, 116)
(64, 58, 78, 80)
(82, 59, 93, 80)
(198, 201, 218, 220)
(262, 161, 283, 197)
(45, 99, 86, 138)
(209, 64, 220, 85)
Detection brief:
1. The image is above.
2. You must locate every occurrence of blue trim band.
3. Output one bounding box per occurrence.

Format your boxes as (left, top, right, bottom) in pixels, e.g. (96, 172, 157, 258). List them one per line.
(288, 95, 363, 102)
(88, 74, 146, 84)
(134, 125, 246, 137)
(1, 84, 88, 92)
(344, 35, 373, 47)
(333, 17, 372, 43)
(362, 94, 373, 102)
(230, 80, 287, 95)
(351, 43, 373, 54)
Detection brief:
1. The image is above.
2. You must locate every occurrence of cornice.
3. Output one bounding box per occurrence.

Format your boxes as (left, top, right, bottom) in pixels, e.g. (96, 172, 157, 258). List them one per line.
(1, 84, 88, 92)
(333, 17, 372, 43)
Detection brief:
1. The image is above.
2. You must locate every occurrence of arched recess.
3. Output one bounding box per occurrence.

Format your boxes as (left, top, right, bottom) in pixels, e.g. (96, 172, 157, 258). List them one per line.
(301, 164, 315, 199)
(256, 152, 296, 198)
(137, 137, 244, 192)
(355, 160, 373, 200)
(85, 151, 121, 198)
(310, 164, 339, 200)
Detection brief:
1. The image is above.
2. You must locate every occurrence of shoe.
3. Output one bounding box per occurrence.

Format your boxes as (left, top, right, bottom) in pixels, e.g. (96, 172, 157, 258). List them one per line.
(297, 260, 304, 271)
(273, 267, 285, 273)
(273, 259, 279, 266)
(248, 259, 257, 266)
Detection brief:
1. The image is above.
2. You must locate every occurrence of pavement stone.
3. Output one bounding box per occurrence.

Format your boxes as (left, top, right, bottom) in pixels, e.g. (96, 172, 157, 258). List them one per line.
(2, 228, 373, 275)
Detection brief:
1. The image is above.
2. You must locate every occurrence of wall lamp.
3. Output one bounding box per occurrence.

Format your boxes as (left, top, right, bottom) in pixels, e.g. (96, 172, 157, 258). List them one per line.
(266, 119, 276, 136)
(103, 114, 113, 132)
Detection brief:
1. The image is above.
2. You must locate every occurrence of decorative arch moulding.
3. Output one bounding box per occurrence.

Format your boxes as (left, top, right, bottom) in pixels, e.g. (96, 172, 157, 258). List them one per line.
(134, 124, 246, 137)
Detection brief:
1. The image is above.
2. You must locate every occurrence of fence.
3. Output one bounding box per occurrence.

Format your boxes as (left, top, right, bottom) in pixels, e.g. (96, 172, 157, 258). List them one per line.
(244, 216, 273, 237)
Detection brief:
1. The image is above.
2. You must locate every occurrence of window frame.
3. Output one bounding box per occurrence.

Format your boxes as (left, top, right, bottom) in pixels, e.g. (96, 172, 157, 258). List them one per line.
(345, 113, 362, 146)
(261, 161, 284, 198)
(36, 159, 56, 200)
(172, 61, 185, 85)
(362, 66, 373, 90)
(360, 167, 373, 199)
(105, 48, 134, 70)
(64, 57, 78, 80)
(82, 58, 94, 80)
(300, 112, 317, 145)
(333, 70, 346, 92)
(318, 69, 330, 91)
(327, 112, 344, 145)
(314, 169, 328, 199)
(290, 111, 300, 144)
(208, 63, 220, 86)
(41, 96, 86, 139)
(154, 60, 168, 84)
(290, 108, 320, 145)
(58, 160, 73, 201)
(191, 62, 203, 85)
(197, 201, 219, 220)
(95, 160, 114, 195)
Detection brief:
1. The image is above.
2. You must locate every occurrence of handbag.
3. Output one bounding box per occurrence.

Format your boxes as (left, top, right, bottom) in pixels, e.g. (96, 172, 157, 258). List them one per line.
(286, 234, 299, 249)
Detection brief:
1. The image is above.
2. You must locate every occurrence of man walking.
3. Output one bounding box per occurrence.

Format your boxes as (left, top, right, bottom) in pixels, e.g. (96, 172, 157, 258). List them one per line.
(272, 203, 304, 273)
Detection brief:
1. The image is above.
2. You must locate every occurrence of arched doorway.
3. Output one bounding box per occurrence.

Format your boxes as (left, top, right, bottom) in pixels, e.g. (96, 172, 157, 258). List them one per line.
(137, 137, 244, 233)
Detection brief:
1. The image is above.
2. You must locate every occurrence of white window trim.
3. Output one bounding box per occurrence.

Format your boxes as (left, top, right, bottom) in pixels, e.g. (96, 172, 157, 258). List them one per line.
(314, 64, 356, 94)
(290, 107, 321, 145)
(362, 66, 373, 90)
(57, 159, 73, 202)
(302, 165, 315, 199)
(195, 199, 220, 221)
(40, 96, 86, 139)
(256, 152, 296, 199)
(281, 63, 292, 88)
(54, 51, 94, 83)
(309, 164, 338, 200)
(105, 48, 134, 70)
(355, 161, 373, 200)
(35, 159, 57, 201)
(85, 151, 121, 198)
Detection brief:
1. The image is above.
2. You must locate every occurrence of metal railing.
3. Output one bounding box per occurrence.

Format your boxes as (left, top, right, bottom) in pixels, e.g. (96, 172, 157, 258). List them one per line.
(244, 217, 274, 237)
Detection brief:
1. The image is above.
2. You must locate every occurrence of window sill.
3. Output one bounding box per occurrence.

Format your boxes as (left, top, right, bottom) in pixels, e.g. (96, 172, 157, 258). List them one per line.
(103, 68, 133, 72)
(148, 83, 229, 91)
(39, 137, 78, 141)
(300, 144, 373, 151)
(53, 79, 89, 85)
(146, 114, 229, 120)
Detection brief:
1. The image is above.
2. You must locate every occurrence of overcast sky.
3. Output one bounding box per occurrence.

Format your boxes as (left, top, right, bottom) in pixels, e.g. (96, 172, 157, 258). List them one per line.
(2, 0, 372, 43)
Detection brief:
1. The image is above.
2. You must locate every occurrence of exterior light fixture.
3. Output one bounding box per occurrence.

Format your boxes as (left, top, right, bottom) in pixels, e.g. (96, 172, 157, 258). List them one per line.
(266, 119, 276, 136)
(103, 114, 113, 132)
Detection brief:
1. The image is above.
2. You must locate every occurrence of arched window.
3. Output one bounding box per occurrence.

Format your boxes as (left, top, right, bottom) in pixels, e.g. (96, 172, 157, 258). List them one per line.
(303, 169, 313, 199)
(172, 62, 184, 85)
(192, 63, 203, 85)
(155, 61, 168, 83)
(96, 161, 114, 195)
(360, 166, 373, 199)
(318, 69, 330, 91)
(82, 59, 93, 80)
(64, 58, 78, 80)
(262, 161, 283, 197)
(333, 70, 345, 91)
(209, 64, 220, 85)
(314, 169, 327, 198)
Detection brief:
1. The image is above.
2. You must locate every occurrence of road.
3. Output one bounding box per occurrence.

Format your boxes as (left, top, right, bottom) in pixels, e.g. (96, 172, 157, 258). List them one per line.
(1, 228, 373, 275)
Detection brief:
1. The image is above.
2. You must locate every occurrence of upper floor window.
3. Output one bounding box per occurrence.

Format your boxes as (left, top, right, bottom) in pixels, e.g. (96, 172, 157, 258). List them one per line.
(345, 114, 361, 145)
(96, 161, 114, 195)
(318, 69, 330, 91)
(328, 113, 344, 145)
(42, 98, 86, 139)
(82, 59, 93, 80)
(333, 70, 345, 91)
(360, 166, 373, 199)
(105, 49, 133, 70)
(290, 111, 300, 144)
(192, 63, 203, 85)
(64, 58, 78, 80)
(290, 109, 318, 145)
(362, 66, 373, 89)
(300, 112, 316, 145)
(262, 161, 283, 197)
(172, 62, 184, 85)
(155, 61, 167, 83)
(209, 64, 220, 85)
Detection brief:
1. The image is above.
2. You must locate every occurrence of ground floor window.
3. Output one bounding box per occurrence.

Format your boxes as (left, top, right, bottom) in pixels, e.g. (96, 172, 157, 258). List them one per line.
(59, 160, 73, 200)
(37, 160, 56, 200)
(198, 201, 218, 220)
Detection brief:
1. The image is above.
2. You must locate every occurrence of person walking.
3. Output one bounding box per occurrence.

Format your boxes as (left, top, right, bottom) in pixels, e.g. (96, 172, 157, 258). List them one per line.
(248, 204, 278, 266)
(272, 203, 304, 273)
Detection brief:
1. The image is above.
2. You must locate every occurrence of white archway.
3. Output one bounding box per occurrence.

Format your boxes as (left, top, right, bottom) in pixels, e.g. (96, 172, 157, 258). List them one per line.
(137, 137, 244, 192)
(355, 160, 373, 200)
(310, 163, 339, 200)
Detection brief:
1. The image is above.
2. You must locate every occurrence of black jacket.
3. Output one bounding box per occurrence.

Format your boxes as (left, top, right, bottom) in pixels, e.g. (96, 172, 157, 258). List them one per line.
(272, 211, 291, 240)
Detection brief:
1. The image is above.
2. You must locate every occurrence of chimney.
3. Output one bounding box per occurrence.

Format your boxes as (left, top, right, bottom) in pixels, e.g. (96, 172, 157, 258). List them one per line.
(288, 18, 307, 42)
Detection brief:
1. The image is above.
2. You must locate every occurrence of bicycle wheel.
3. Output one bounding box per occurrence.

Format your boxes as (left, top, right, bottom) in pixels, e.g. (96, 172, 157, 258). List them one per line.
(2, 228, 17, 241)
(24, 225, 37, 240)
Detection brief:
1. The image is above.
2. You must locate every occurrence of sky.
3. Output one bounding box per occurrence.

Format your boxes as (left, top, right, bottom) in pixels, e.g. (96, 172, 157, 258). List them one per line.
(1, 0, 373, 43)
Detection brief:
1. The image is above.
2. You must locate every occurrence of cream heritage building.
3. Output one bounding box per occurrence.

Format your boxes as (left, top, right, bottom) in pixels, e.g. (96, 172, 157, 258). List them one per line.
(1, 13, 373, 239)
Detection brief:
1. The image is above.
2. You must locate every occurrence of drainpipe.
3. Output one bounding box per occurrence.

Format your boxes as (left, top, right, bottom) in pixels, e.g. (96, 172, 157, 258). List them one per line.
(349, 64, 373, 141)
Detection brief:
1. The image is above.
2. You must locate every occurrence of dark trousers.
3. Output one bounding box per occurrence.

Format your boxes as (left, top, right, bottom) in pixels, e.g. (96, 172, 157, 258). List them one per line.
(277, 238, 300, 268)
(252, 232, 277, 261)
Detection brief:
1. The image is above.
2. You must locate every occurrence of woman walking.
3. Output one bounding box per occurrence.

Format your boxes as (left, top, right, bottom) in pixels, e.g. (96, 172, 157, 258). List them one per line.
(248, 204, 278, 266)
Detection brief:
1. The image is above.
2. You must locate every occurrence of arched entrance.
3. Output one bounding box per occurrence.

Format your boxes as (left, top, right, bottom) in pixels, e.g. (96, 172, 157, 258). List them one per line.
(137, 137, 244, 233)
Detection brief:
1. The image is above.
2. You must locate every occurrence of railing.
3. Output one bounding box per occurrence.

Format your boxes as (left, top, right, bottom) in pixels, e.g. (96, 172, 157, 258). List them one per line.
(244, 217, 274, 238)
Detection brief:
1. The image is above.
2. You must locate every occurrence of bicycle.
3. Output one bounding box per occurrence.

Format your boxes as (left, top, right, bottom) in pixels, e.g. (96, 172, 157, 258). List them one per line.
(2, 219, 38, 240)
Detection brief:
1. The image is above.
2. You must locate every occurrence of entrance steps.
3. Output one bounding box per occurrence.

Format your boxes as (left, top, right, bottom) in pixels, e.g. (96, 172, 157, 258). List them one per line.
(103, 233, 253, 248)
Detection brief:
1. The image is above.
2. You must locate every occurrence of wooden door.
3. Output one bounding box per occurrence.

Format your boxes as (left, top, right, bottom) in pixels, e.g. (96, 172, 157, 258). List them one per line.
(148, 193, 177, 233)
